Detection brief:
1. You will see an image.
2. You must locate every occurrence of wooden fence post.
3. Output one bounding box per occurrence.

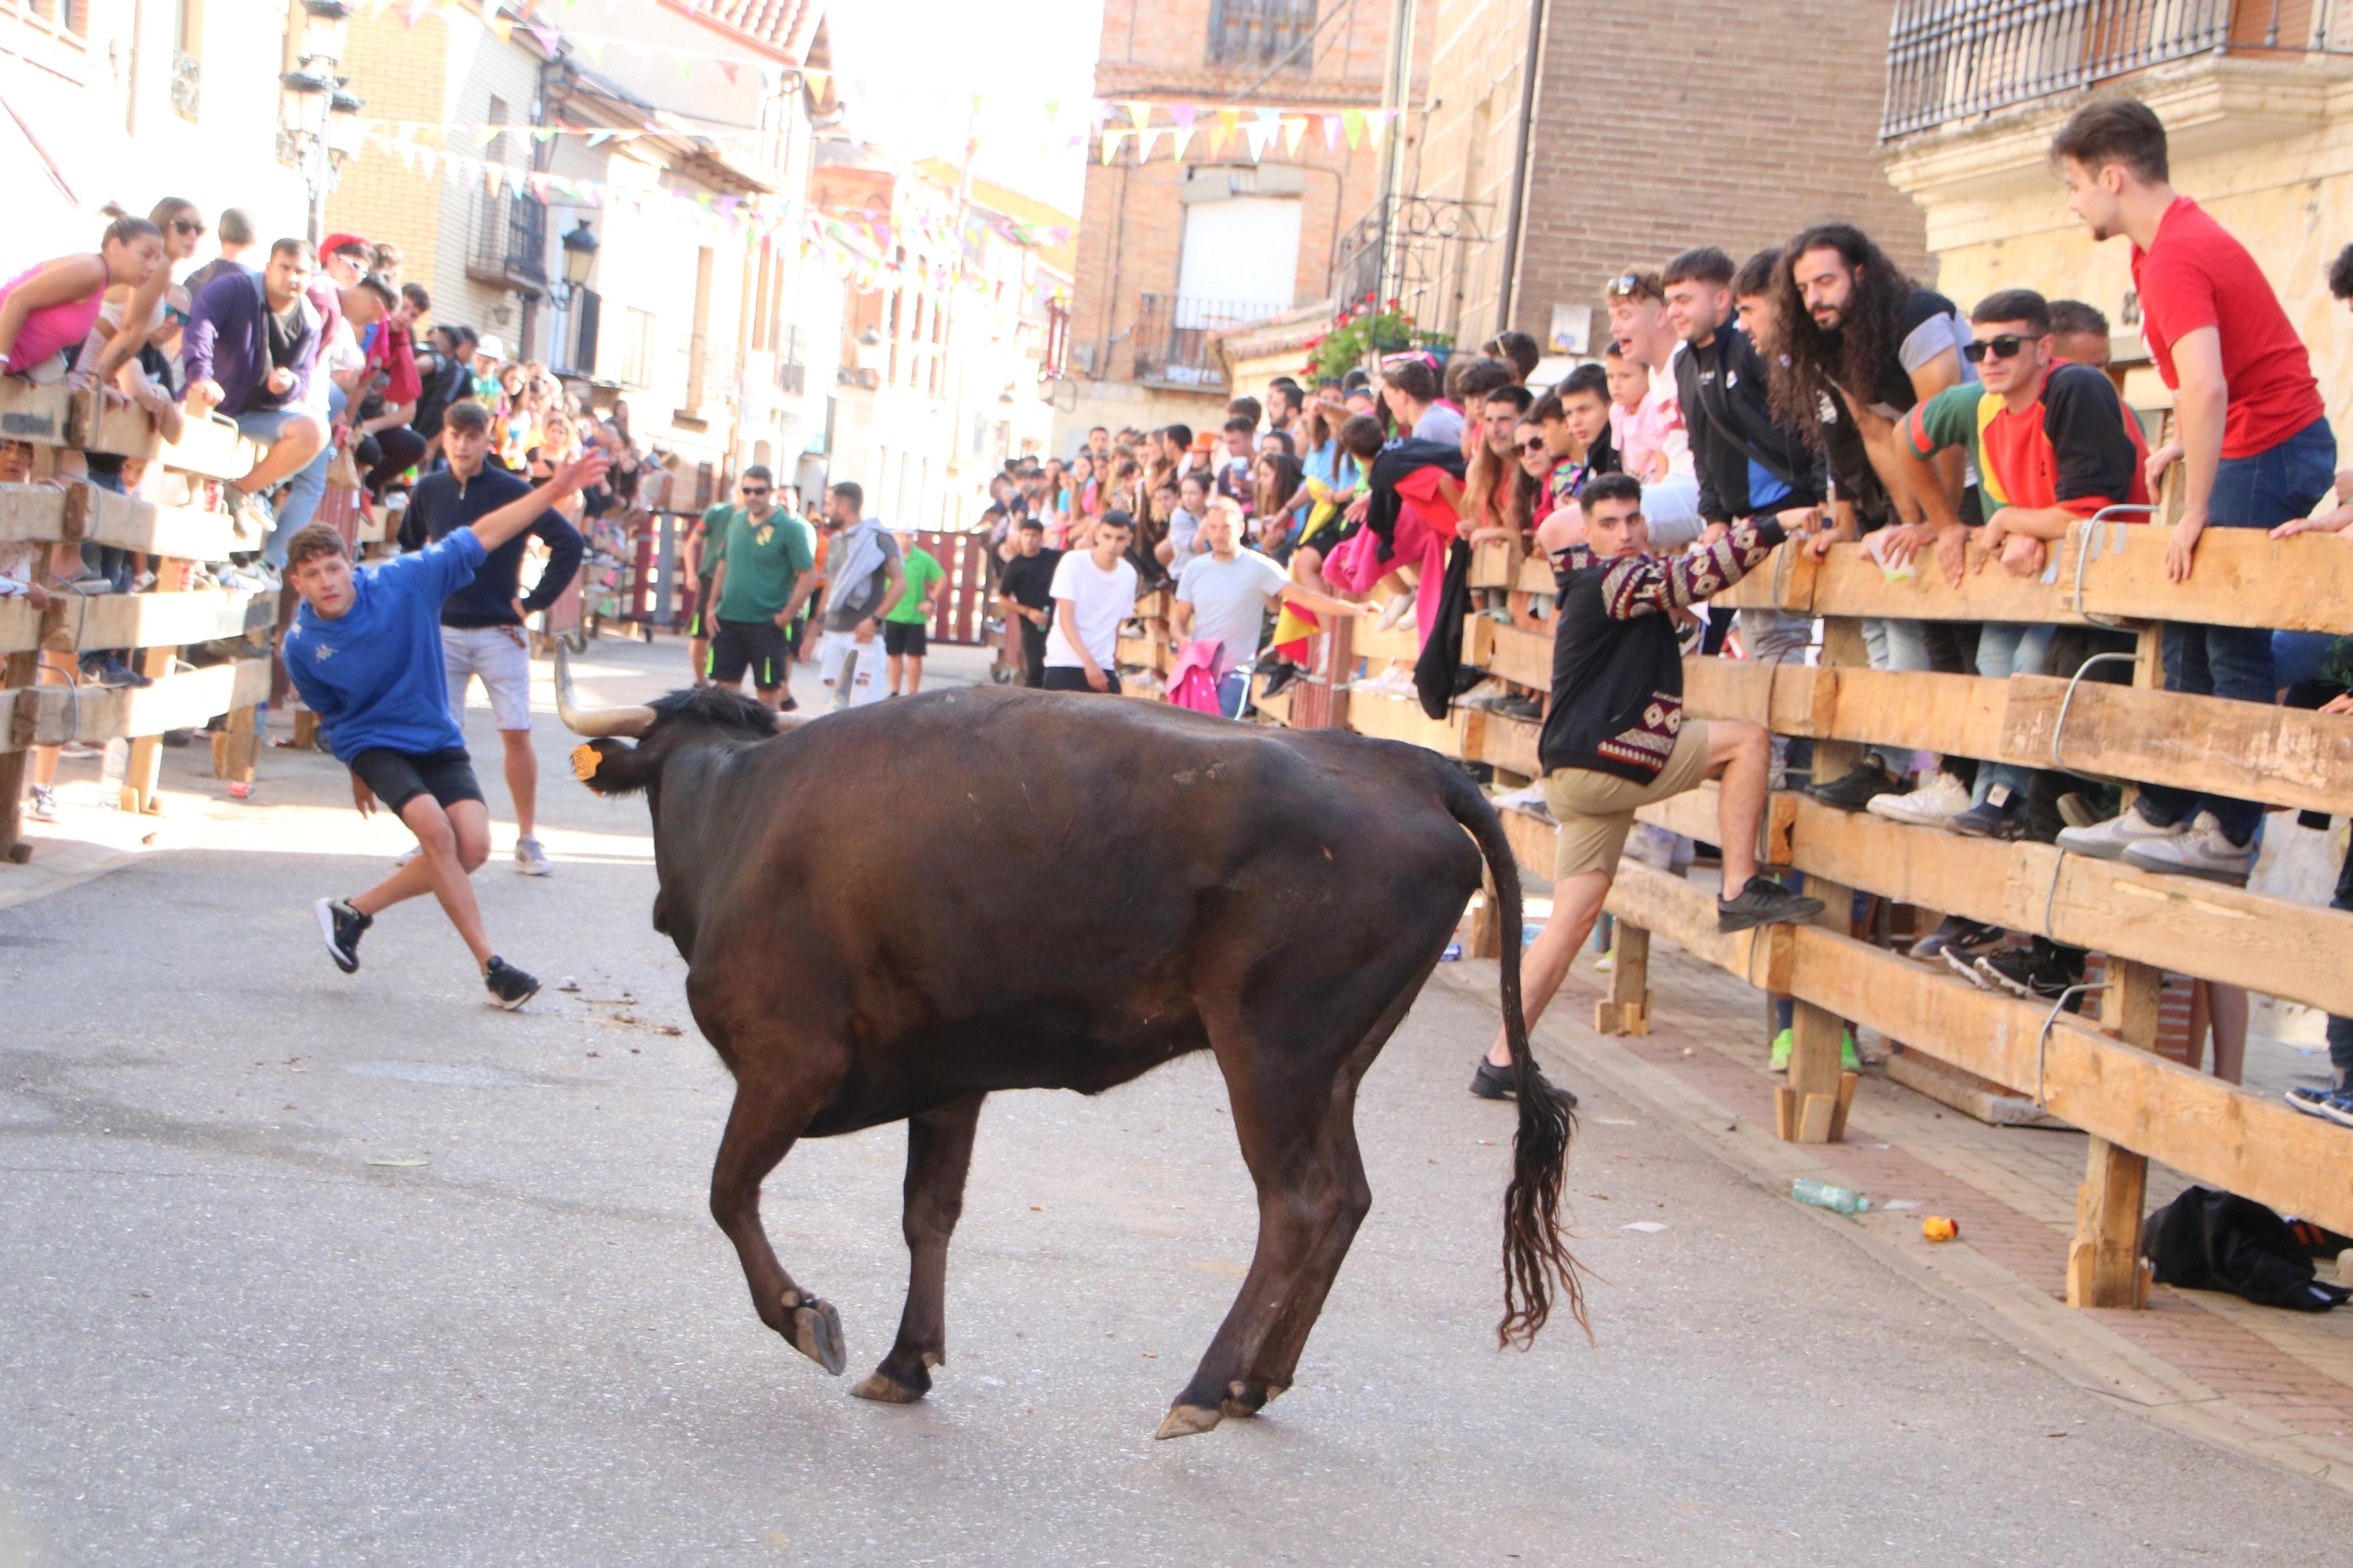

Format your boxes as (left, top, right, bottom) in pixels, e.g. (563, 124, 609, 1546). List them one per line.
(1595, 922, 1651, 1035)
(2067, 957, 2163, 1309)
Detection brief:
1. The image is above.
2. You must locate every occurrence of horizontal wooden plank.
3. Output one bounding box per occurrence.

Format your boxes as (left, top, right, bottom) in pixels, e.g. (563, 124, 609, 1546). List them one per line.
(1344, 689, 1464, 756)
(1712, 525, 2353, 634)
(1777, 794, 2353, 1017)
(2, 657, 269, 749)
(156, 416, 262, 485)
(1786, 925, 2353, 1238)
(1471, 710, 1541, 777)
(0, 483, 241, 559)
(0, 380, 76, 447)
(1249, 670, 1293, 727)
(52, 589, 274, 653)
(1469, 537, 1524, 589)
(1115, 634, 1170, 673)
(0, 600, 35, 656)
(1346, 617, 1422, 666)
(1461, 616, 1552, 689)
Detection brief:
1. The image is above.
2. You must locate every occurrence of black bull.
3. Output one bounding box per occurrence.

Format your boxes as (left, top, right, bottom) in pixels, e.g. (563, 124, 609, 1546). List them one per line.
(556, 649, 1582, 1438)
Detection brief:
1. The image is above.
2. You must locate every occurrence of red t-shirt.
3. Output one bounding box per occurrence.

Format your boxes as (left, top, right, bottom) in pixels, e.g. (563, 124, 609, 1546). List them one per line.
(2130, 197, 2324, 459)
(365, 323, 421, 407)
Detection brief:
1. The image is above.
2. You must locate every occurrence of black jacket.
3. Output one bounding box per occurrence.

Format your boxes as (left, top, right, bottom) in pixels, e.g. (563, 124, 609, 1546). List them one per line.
(401, 464, 583, 629)
(1674, 326, 1822, 524)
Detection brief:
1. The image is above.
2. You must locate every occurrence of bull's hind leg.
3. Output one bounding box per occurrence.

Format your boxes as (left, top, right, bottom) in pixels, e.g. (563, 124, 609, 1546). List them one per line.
(852, 1090, 985, 1405)
(1157, 959, 1436, 1440)
(711, 1065, 848, 1375)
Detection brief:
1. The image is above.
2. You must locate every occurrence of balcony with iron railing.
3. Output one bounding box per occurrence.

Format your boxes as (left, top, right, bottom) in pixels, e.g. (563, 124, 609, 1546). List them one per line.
(1882, 0, 2352, 140)
(1130, 294, 1285, 391)
(466, 188, 548, 290)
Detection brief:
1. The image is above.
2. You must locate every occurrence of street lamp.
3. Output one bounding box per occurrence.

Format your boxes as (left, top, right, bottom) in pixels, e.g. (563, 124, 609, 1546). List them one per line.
(282, 1, 361, 244)
(558, 219, 599, 301)
(327, 90, 367, 161)
(300, 0, 354, 65)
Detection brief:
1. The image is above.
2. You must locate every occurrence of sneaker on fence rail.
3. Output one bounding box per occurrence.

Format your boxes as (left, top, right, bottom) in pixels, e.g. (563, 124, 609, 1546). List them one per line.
(1973, 945, 2084, 1007)
(482, 956, 541, 1011)
(1717, 876, 1826, 933)
(2120, 810, 2255, 885)
(1807, 752, 1900, 812)
(315, 897, 371, 974)
(513, 834, 553, 877)
(1865, 769, 1970, 829)
(2054, 799, 2178, 861)
(1468, 1055, 1579, 1111)
(1947, 785, 2027, 840)
(1374, 591, 1416, 633)
(2055, 791, 2105, 831)
(1908, 914, 2006, 963)
(1258, 662, 1301, 699)
(1491, 693, 1544, 721)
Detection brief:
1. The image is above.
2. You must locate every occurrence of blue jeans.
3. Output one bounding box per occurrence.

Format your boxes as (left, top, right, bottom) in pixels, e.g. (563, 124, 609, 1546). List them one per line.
(2273, 629, 2337, 689)
(1862, 617, 1933, 772)
(1216, 669, 1250, 719)
(1972, 622, 2054, 804)
(236, 404, 332, 568)
(2138, 417, 2336, 844)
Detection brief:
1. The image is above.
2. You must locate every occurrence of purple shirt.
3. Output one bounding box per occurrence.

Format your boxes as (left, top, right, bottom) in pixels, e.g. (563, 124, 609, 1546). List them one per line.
(182, 269, 320, 414)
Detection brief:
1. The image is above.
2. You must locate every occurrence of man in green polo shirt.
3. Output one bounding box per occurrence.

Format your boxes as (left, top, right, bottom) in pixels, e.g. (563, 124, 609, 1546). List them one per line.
(705, 465, 818, 710)
(883, 522, 947, 696)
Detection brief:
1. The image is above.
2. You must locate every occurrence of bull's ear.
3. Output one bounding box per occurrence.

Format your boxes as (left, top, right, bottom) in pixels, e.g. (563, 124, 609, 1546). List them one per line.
(571, 737, 656, 796)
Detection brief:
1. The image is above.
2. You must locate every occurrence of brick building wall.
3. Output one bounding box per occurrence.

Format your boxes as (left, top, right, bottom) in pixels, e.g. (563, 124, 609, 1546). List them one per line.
(1067, 0, 1433, 424)
(1418, 0, 1929, 355)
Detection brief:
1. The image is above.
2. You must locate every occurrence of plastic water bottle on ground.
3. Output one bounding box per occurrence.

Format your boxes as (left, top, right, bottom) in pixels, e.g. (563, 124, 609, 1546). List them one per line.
(1791, 1178, 1869, 1216)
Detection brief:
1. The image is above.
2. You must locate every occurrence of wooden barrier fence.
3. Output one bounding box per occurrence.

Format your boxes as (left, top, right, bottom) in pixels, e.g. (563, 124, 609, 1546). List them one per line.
(1261, 518, 2353, 1311)
(0, 380, 270, 862)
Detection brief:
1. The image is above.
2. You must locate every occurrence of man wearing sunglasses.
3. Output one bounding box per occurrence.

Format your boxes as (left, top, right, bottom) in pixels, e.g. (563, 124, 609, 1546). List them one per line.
(706, 466, 818, 710)
(1893, 289, 2149, 991)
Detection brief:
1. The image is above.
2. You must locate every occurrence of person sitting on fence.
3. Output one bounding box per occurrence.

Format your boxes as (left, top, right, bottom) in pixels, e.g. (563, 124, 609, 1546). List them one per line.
(292, 448, 607, 1008)
(1474, 472, 1825, 1109)
(1890, 287, 2151, 998)
(2049, 98, 2336, 884)
(883, 522, 946, 697)
(1173, 496, 1366, 718)
(0, 216, 167, 386)
(182, 238, 332, 557)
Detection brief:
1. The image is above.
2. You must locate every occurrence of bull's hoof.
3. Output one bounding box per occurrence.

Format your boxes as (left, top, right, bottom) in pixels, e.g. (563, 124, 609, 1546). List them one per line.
(783, 1296, 846, 1376)
(850, 1368, 928, 1404)
(1220, 1379, 1286, 1418)
(1154, 1403, 1224, 1441)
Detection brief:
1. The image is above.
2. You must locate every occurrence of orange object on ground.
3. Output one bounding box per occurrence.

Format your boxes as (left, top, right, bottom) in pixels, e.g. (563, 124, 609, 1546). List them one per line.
(1923, 1215, 1960, 1242)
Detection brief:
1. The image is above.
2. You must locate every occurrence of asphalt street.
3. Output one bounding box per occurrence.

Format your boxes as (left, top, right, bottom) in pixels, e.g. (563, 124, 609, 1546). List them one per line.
(3, 634, 2349, 1566)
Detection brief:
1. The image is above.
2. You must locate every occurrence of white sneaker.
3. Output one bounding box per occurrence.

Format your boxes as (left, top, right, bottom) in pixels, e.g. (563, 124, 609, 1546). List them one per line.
(1374, 591, 1415, 632)
(1864, 769, 1971, 829)
(2120, 810, 2253, 884)
(27, 784, 58, 822)
(394, 845, 421, 867)
(2055, 801, 2179, 862)
(514, 835, 553, 877)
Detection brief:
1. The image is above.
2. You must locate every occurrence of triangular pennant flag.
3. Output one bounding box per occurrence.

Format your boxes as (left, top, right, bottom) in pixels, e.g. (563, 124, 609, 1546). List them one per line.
(1206, 119, 1230, 159)
(1136, 127, 1164, 161)
(490, 17, 513, 42)
(528, 172, 552, 198)
(1043, 99, 1060, 126)
(1254, 107, 1280, 128)
(1170, 125, 1194, 162)
(474, 126, 501, 148)
(1123, 101, 1151, 128)
(1101, 127, 1124, 165)
(676, 50, 694, 79)
(803, 67, 829, 97)
(531, 127, 555, 143)
(1218, 107, 1241, 138)
(1365, 108, 1391, 150)
(1321, 114, 1341, 151)
(1171, 104, 1195, 131)
(1341, 109, 1364, 148)
(1242, 121, 1271, 161)
(418, 147, 439, 180)
(485, 161, 505, 195)
(586, 127, 613, 146)
(721, 61, 739, 84)
(1282, 116, 1306, 155)
(528, 23, 559, 53)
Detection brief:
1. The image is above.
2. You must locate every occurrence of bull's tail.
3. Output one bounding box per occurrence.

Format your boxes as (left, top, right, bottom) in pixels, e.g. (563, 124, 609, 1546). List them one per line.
(1438, 766, 1589, 1349)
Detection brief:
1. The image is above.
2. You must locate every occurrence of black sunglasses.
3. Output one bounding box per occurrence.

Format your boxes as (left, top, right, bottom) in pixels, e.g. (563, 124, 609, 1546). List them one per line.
(1962, 333, 2031, 363)
(740, 485, 771, 497)
(172, 218, 208, 237)
(1519, 437, 1549, 454)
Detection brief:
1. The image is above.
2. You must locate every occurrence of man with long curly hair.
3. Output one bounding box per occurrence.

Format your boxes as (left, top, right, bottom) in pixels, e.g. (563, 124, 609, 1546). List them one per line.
(1769, 223, 1979, 822)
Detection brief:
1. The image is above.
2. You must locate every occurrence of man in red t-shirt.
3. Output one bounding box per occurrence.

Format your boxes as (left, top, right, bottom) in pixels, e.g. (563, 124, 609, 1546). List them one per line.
(2049, 97, 2335, 883)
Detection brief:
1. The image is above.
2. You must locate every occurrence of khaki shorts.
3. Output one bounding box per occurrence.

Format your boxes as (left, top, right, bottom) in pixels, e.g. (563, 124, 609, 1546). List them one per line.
(1543, 721, 1713, 880)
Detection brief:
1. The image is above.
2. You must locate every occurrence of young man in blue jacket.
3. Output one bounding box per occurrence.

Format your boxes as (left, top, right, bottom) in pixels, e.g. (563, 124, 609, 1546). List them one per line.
(285, 450, 607, 1009)
(398, 400, 583, 875)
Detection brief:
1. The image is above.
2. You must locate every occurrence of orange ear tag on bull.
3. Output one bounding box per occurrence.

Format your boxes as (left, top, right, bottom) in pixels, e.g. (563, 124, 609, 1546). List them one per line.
(572, 744, 602, 781)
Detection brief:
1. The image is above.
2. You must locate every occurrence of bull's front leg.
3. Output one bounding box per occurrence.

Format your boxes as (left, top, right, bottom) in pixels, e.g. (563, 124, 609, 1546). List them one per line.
(709, 1066, 846, 1375)
(851, 1090, 986, 1404)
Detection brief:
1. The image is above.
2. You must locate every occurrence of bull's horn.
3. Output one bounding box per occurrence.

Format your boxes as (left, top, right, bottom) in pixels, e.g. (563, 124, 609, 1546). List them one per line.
(553, 641, 655, 738)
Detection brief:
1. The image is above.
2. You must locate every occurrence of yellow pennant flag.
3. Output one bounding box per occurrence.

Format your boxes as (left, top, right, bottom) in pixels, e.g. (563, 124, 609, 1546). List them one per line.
(1123, 101, 1151, 128)
(1205, 119, 1229, 159)
(1101, 128, 1125, 165)
(485, 161, 505, 196)
(1170, 125, 1194, 162)
(1365, 109, 1390, 150)
(474, 125, 501, 149)
(803, 67, 830, 98)
(490, 16, 513, 43)
(1282, 116, 1306, 155)
(1216, 108, 1241, 138)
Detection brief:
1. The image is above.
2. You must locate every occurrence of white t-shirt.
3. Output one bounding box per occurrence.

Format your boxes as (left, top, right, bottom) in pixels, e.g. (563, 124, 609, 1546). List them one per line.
(1042, 550, 1138, 669)
(1176, 548, 1290, 676)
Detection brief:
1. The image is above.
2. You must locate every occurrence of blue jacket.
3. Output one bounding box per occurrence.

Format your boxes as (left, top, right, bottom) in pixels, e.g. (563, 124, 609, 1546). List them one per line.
(182, 268, 320, 415)
(285, 532, 485, 762)
(400, 463, 581, 628)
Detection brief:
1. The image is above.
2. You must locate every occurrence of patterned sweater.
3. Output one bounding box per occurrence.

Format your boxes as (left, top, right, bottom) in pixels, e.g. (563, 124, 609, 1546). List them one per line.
(1536, 517, 1787, 781)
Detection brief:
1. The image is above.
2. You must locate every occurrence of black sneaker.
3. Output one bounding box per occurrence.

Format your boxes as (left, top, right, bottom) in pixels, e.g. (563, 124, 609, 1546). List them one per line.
(1717, 876, 1826, 933)
(1974, 947, 2081, 1008)
(1469, 1056, 1579, 1111)
(484, 956, 541, 1011)
(1259, 662, 1300, 698)
(315, 897, 370, 974)
(1947, 791, 2025, 840)
(1909, 915, 2006, 962)
(1492, 693, 1543, 721)
(1808, 753, 1898, 812)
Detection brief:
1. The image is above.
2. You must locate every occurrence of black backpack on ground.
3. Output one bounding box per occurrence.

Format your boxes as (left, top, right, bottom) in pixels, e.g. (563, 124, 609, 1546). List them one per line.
(2143, 1186, 2351, 1311)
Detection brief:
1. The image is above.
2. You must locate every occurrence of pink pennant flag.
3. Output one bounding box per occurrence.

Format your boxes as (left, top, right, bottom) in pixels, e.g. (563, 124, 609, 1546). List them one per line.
(1170, 104, 1195, 131)
(721, 61, 739, 84)
(1321, 115, 1341, 151)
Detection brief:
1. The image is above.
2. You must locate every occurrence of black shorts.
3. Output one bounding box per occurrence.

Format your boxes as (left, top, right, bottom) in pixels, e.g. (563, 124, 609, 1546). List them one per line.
(350, 746, 484, 815)
(1041, 666, 1121, 695)
(1019, 621, 1049, 688)
(708, 616, 788, 689)
(688, 575, 718, 638)
(883, 620, 928, 657)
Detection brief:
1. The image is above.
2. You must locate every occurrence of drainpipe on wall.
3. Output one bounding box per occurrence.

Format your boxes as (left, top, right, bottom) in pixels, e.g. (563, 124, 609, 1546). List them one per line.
(1495, 0, 1550, 340)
